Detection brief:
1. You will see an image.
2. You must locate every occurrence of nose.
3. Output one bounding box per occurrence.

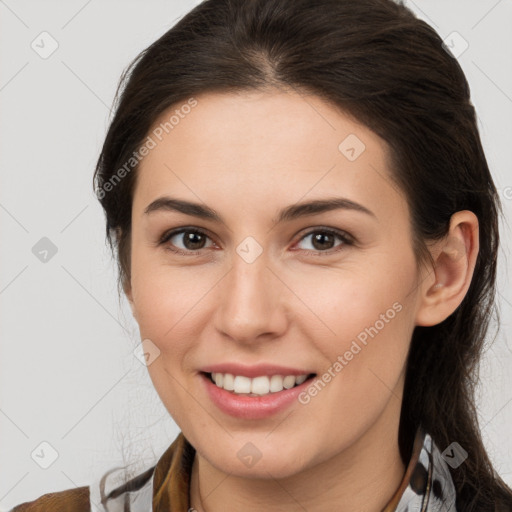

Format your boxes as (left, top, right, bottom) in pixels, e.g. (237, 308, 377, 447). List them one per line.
(213, 249, 289, 345)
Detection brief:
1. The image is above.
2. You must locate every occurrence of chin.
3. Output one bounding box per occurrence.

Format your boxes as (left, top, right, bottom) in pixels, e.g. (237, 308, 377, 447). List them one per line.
(196, 434, 313, 479)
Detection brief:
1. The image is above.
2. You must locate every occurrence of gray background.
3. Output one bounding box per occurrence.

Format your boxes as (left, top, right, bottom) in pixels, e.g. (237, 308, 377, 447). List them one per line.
(1, 0, 511, 508)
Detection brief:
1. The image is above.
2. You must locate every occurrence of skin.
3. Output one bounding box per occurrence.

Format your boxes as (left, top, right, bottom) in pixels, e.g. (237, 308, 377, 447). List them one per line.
(125, 88, 479, 511)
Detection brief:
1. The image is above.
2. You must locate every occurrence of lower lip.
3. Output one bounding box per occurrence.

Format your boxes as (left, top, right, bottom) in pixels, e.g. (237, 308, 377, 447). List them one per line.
(200, 372, 315, 420)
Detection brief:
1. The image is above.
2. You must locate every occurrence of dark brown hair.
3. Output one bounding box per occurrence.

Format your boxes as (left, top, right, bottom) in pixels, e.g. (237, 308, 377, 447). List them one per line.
(93, 0, 512, 509)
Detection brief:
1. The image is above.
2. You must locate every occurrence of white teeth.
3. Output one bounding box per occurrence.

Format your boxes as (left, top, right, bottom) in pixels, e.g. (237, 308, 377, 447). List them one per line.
(283, 375, 296, 389)
(210, 372, 311, 396)
(223, 373, 235, 391)
(269, 375, 284, 392)
(233, 375, 251, 393)
(295, 374, 307, 385)
(251, 376, 270, 395)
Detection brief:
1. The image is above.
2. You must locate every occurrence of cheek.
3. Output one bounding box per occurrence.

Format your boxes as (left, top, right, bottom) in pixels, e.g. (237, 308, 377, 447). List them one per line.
(294, 275, 414, 444)
(129, 255, 227, 391)
(130, 263, 209, 423)
(130, 248, 211, 339)
(295, 253, 416, 390)
(291, 256, 414, 342)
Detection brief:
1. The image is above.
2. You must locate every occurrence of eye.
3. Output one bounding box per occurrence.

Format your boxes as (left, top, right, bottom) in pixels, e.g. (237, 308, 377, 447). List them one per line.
(159, 227, 216, 255)
(158, 226, 354, 256)
(293, 228, 354, 255)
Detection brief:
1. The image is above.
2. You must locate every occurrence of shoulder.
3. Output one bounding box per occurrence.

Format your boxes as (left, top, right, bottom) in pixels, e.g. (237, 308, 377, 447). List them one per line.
(9, 486, 90, 512)
(8, 466, 155, 512)
(9, 433, 193, 512)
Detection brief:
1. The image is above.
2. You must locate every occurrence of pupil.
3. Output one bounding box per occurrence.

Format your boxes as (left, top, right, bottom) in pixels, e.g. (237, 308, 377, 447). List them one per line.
(312, 232, 333, 250)
(185, 232, 205, 250)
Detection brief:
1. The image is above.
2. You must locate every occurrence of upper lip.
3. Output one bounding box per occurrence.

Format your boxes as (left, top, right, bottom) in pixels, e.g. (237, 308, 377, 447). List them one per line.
(200, 363, 315, 379)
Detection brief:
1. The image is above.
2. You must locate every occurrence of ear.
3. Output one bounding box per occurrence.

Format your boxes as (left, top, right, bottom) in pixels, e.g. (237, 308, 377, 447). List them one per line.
(415, 210, 479, 326)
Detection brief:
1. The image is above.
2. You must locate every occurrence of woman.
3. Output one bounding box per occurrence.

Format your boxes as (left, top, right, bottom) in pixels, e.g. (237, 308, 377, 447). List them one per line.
(11, 0, 512, 510)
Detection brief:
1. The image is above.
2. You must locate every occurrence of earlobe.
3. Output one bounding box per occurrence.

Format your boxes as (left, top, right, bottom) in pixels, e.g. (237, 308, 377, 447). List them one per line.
(415, 211, 479, 327)
(124, 282, 137, 320)
(128, 296, 137, 319)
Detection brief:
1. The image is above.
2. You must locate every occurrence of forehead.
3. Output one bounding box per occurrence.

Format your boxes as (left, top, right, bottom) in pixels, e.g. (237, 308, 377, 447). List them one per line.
(133, 89, 405, 223)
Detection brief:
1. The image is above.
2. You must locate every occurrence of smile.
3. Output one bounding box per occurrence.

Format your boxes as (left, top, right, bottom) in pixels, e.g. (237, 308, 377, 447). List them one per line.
(200, 371, 318, 420)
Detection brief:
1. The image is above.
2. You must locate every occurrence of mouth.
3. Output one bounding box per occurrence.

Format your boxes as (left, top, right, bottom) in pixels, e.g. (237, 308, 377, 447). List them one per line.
(201, 371, 317, 397)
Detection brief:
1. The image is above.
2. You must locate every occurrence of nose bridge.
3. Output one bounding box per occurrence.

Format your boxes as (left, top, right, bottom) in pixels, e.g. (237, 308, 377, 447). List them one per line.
(214, 244, 287, 343)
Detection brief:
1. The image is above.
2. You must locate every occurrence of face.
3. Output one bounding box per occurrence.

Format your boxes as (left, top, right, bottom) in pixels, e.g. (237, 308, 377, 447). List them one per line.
(127, 89, 425, 478)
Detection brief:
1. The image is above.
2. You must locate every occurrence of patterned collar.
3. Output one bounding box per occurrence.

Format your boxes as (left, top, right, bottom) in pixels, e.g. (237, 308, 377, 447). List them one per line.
(383, 426, 457, 511)
(90, 426, 457, 511)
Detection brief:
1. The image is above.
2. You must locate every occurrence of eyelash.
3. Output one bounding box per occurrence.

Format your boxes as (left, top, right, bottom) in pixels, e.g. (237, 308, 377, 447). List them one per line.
(158, 226, 355, 257)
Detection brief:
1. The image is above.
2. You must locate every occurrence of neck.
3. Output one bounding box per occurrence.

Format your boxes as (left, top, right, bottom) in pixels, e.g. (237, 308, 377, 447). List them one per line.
(189, 392, 406, 512)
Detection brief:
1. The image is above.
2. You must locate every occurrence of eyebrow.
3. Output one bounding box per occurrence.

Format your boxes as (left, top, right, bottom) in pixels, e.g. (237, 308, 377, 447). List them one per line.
(144, 196, 376, 223)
